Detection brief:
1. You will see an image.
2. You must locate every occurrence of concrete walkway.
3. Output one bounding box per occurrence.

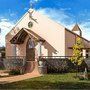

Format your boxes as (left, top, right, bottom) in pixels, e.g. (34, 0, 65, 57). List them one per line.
(0, 71, 41, 84)
(0, 61, 42, 84)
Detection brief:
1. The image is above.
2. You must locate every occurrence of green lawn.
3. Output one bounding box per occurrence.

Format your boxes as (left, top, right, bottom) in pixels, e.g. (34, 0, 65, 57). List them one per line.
(0, 73, 90, 89)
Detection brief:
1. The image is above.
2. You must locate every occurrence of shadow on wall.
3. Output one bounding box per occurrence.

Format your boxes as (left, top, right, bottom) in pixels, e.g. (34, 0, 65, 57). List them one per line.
(43, 41, 57, 56)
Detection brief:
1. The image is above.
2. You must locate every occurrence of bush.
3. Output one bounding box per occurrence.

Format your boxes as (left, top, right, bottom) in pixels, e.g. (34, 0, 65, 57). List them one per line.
(45, 59, 69, 73)
(67, 60, 88, 73)
(67, 60, 76, 72)
(9, 69, 21, 75)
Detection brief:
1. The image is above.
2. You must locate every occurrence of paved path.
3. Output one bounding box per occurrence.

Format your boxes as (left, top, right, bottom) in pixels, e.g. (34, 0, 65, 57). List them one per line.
(0, 71, 41, 84)
(0, 61, 42, 84)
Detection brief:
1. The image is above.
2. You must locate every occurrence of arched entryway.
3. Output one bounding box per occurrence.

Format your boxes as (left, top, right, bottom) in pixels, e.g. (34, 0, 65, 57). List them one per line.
(26, 38, 35, 61)
(25, 38, 36, 73)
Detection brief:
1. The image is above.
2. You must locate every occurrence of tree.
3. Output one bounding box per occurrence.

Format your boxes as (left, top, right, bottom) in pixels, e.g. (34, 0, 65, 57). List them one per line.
(70, 37, 84, 73)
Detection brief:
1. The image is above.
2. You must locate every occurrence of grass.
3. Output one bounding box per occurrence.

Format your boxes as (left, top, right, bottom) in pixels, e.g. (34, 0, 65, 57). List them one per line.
(0, 73, 90, 89)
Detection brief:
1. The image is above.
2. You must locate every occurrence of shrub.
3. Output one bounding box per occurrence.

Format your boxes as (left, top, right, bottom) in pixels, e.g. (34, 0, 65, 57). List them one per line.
(45, 59, 69, 73)
(67, 59, 88, 73)
(9, 69, 21, 75)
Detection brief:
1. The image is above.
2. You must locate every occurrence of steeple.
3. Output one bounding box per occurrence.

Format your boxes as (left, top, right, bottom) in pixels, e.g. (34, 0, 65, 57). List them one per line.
(72, 24, 82, 36)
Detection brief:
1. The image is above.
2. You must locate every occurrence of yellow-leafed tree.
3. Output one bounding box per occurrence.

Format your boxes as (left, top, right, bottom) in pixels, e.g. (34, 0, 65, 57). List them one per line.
(71, 37, 84, 72)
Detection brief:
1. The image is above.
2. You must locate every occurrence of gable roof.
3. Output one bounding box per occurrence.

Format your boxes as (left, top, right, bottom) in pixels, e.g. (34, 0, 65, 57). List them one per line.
(6, 9, 66, 37)
(10, 28, 45, 44)
(65, 28, 90, 42)
(7, 9, 90, 44)
(72, 24, 81, 31)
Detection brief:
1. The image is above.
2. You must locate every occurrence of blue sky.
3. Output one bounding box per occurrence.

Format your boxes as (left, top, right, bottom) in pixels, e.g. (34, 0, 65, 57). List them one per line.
(0, 0, 90, 46)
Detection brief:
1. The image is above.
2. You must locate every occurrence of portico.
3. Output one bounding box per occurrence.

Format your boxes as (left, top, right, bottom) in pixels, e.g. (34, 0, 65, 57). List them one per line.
(10, 28, 45, 61)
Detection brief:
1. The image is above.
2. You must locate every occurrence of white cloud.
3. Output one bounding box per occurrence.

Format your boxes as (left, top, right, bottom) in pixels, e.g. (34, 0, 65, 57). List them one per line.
(0, 18, 15, 46)
(29, 0, 41, 5)
(37, 8, 90, 40)
(8, 9, 17, 18)
(30, 0, 40, 3)
(1, 18, 9, 22)
(29, 0, 40, 8)
(79, 22, 90, 40)
(37, 8, 74, 26)
(10, 13, 16, 17)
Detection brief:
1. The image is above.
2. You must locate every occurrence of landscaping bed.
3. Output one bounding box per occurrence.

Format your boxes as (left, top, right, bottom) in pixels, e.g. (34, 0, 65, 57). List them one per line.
(0, 69, 22, 78)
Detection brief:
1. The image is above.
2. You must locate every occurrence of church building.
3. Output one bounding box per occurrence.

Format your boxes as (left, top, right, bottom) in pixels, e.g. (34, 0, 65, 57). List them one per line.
(6, 9, 90, 62)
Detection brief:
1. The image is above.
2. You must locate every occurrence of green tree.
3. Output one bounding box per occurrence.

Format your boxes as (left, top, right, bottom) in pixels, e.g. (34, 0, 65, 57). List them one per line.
(70, 37, 84, 72)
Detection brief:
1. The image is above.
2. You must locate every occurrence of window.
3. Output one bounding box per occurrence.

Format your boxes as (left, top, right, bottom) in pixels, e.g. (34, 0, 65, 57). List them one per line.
(16, 46, 20, 56)
(28, 39, 35, 48)
(86, 50, 89, 58)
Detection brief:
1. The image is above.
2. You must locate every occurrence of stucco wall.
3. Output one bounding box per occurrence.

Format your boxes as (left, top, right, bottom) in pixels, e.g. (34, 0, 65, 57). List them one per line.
(6, 9, 66, 56)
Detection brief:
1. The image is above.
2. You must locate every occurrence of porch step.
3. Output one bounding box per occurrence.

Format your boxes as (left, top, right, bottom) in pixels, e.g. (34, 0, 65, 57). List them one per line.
(0, 73, 9, 76)
(0, 70, 9, 73)
(0, 70, 9, 76)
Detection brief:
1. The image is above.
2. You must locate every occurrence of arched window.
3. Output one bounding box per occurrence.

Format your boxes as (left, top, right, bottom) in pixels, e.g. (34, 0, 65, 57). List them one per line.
(28, 39, 35, 48)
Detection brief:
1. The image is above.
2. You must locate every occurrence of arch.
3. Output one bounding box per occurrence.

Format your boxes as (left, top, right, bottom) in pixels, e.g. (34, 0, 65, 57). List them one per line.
(26, 38, 35, 61)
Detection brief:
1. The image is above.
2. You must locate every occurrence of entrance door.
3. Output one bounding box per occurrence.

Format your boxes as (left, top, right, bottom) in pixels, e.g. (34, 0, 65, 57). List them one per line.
(26, 38, 35, 61)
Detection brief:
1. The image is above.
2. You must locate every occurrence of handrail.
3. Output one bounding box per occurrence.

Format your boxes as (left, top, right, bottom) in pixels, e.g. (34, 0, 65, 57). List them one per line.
(6, 56, 26, 59)
(39, 56, 90, 60)
(39, 56, 75, 59)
